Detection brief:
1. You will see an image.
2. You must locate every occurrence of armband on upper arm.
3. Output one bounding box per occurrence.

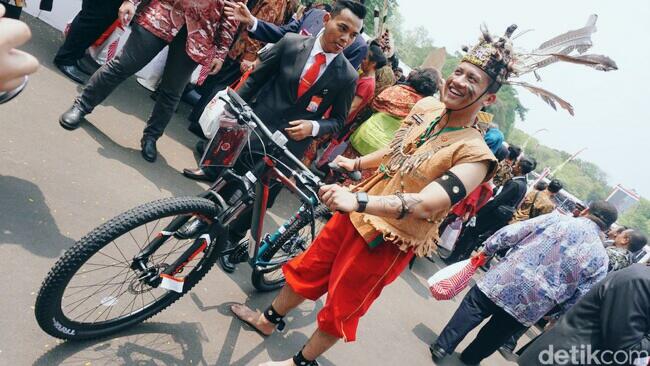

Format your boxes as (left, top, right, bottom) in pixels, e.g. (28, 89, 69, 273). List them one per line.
(434, 171, 467, 206)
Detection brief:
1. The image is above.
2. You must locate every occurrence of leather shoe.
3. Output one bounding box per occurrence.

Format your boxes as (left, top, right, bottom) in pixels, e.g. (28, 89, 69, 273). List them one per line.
(55, 63, 89, 84)
(59, 105, 87, 130)
(141, 138, 157, 162)
(429, 344, 448, 361)
(182, 167, 216, 182)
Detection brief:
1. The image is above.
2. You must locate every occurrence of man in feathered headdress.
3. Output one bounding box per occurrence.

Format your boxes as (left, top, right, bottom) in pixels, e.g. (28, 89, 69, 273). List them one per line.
(428, 18, 618, 364)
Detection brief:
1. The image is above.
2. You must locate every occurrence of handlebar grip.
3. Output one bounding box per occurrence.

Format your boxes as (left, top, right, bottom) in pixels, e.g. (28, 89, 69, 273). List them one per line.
(226, 87, 247, 110)
(327, 162, 362, 182)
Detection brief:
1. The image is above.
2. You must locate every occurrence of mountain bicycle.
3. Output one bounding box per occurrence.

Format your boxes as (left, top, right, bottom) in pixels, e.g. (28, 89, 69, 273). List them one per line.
(35, 88, 359, 340)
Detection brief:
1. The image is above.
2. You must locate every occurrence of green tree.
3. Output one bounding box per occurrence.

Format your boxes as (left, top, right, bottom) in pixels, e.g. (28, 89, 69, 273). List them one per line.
(619, 199, 650, 237)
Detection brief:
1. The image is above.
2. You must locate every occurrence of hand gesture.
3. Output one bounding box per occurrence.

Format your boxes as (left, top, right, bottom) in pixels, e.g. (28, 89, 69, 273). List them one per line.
(118, 1, 136, 27)
(0, 5, 39, 92)
(332, 155, 356, 172)
(284, 120, 313, 141)
(224, 0, 255, 26)
(239, 58, 256, 73)
(209, 58, 224, 75)
(319, 184, 358, 212)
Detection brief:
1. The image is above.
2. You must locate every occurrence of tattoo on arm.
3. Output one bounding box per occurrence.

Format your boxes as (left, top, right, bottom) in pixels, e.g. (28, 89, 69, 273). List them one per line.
(376, 194, 424, 218)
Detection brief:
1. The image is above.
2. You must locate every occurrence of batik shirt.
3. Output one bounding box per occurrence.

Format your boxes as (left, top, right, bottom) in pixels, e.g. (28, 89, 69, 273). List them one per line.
(137, 0, 243, 65)
(606, 247, 632, 272)
(477, 211, 609, 326)
(492, 160, 513, 187)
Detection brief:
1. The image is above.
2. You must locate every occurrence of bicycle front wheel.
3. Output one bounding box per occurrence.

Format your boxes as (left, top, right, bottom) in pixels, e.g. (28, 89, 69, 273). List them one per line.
(35, 196, 220, 340)
(251, 204, 330, 292)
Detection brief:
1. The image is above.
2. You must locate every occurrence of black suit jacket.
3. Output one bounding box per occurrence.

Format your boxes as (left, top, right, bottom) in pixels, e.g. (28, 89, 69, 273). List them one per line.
(238, 33, 358, 156)
(476, 177, 528, 230)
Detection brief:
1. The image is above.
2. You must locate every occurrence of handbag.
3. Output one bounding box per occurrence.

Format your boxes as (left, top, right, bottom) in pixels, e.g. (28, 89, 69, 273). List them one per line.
(438, 218, 463, 251)
(428, 253, 487, 301)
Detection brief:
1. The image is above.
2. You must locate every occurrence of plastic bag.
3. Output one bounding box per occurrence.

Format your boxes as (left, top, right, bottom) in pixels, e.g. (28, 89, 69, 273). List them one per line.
(438, 218, 462, 251)
(428, 253, 487, 301)
(199, 102, 250, 168)
(198, 89, 228, 139)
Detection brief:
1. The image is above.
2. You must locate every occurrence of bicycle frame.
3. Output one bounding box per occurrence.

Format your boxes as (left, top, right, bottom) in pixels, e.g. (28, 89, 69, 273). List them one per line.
(131, 89, 324, 292)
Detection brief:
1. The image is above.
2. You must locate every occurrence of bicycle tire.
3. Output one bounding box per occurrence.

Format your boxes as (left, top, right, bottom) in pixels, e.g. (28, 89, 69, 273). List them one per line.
(35, 197, 220, 340)
(251, 204, 331, 292)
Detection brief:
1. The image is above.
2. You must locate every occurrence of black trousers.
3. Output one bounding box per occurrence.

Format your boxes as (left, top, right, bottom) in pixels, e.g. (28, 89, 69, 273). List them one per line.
(75, 24, 197, 140)
(1, 2, 22, 19)
(53, 0, 123, 65)
(188, 57, 242, 124)
(434, 285, 527, 365)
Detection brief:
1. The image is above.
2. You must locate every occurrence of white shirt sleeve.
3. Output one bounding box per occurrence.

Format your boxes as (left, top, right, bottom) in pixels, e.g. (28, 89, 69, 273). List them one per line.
(248, 17, 259, 32)
(310, 121, 320, 137)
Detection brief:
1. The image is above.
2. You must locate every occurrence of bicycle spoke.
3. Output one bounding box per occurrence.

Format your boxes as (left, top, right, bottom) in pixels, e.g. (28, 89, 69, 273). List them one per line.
(64, 267, 134, 313)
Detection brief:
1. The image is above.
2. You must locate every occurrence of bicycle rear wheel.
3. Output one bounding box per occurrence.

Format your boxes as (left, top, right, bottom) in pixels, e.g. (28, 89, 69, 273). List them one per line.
(35, 196, 220, 340)
(251, 204, 330, 292)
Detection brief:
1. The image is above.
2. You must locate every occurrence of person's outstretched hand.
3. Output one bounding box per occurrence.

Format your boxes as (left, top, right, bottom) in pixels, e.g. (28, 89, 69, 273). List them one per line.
(224, 0, 254, 27)
(0, 4, 39, 92)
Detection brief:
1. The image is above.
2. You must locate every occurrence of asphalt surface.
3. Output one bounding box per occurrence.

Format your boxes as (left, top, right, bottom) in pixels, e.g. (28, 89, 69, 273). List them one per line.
(0, 15, 530, 366)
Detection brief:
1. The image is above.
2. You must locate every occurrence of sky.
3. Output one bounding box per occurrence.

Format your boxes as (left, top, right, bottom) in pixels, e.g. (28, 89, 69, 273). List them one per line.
(396, 0, 650, 198)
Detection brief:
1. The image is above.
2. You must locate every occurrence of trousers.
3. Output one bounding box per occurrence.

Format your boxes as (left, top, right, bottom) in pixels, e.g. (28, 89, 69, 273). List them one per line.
(434, 285, 527, 364)
(283, 213, 414, 341)
(75, 24, 197, 140)
(53, 0, 123, 65)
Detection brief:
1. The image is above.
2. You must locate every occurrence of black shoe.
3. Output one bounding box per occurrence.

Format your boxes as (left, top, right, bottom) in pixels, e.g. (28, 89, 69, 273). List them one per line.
(182, 167, 216, 182)
(219, 252, 237, 273)
(55, 62, 89, 84)
(429, 344, 448, 361)
(174, 217, 209, 239)
(59, 105, 87, 130)
(141, 138, 157, 162)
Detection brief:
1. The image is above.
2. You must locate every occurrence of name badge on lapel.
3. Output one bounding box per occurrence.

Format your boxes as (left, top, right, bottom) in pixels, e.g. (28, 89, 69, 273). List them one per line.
(306, 95, 323, 113)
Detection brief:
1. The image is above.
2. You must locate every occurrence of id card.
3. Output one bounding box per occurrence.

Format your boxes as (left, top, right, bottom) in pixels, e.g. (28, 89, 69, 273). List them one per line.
(306, 95, 323, 113)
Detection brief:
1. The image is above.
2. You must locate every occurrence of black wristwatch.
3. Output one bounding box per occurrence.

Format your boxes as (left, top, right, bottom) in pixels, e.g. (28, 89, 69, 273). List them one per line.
(355, 192, 369, 212)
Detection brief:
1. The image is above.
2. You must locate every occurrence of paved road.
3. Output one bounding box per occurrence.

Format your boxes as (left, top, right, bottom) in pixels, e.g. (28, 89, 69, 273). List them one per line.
(0, 16, 530, 366)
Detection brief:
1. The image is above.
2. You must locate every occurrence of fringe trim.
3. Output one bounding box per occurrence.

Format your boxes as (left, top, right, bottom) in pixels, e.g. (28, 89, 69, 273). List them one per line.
(361, 215, 438, 258)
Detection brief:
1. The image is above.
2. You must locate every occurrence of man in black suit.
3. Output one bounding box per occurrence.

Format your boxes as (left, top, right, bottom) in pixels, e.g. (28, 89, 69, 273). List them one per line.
(229, 0, 367, 70)
(182, 0, 361, 268)
(183, 0, 360, 180)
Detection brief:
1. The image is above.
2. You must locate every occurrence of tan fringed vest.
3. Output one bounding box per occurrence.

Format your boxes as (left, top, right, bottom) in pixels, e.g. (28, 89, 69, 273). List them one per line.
(349, 97, 497, 257)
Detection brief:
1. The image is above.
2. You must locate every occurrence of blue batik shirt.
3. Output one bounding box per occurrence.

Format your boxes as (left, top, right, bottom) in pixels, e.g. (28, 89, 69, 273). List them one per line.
(477, 211, 609, 326)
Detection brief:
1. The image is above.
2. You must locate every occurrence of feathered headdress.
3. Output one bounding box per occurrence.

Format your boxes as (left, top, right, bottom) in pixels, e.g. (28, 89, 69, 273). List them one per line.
(461, 15, 618, 115)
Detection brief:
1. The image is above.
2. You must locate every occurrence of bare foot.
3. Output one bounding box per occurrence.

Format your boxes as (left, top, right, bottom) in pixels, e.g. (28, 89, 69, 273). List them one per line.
(259, 359, 295, 366)
(231, 303, 276, 336)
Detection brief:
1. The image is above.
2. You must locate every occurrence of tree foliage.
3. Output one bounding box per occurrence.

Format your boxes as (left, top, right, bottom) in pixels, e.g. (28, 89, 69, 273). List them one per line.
(619, 199, 650, 237)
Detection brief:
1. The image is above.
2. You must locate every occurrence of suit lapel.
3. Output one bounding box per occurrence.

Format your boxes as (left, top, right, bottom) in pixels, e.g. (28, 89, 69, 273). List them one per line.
(290, 37, 317, 100)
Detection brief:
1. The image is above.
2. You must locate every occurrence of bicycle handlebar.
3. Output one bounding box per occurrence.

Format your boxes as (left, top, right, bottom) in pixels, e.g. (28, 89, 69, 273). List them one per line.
(327, 162, 362, 182)
(224, 88, 322, 187)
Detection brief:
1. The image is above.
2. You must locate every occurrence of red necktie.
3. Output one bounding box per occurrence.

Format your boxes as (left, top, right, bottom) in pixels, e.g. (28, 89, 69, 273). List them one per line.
(298, 53, 326, 98)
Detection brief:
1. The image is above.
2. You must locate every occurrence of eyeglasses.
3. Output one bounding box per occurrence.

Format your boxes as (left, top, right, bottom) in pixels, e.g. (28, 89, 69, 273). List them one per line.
(0, 76, 28, 105)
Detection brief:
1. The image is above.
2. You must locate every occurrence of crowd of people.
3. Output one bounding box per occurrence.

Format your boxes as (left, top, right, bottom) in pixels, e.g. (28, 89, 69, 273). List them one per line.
(2, 0, 650, 365)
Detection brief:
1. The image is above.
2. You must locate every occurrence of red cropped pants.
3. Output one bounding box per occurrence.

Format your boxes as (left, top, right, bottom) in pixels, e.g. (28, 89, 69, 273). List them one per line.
(283, 213, 414, 341)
